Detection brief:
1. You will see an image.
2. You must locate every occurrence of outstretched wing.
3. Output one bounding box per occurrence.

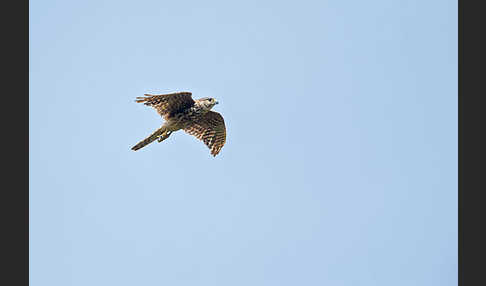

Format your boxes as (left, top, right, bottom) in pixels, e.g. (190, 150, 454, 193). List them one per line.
(184, 111, 226, 156)
(135, 92, 195, 120)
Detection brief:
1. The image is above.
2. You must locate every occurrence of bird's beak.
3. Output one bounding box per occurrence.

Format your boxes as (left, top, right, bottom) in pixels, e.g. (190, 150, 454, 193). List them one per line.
(214, 100, 219, 105)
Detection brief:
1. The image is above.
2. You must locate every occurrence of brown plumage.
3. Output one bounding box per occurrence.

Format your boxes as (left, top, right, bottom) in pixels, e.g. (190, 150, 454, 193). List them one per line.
(130, 126, 167, 151)
(131, 92, 226, 156)
(183, 111, 226, 156)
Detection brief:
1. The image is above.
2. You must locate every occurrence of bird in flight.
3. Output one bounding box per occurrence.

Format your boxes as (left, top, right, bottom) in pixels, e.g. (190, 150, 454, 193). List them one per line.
(131, 92, 226, 156)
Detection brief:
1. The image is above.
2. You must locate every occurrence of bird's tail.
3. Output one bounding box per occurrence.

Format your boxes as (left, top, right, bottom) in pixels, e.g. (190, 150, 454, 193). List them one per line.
(131, 126, 166, 151)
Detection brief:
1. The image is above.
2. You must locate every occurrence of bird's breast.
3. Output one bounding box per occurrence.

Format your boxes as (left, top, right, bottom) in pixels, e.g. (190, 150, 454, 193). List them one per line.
(166, 108, 206, 129)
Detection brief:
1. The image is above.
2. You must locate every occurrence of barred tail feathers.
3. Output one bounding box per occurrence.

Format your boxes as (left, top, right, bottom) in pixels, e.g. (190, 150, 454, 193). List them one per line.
(131, 127, 166, 151)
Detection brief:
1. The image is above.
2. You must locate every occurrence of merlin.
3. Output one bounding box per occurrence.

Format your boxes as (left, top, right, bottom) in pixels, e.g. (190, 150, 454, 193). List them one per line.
(131, 92, 226, 156)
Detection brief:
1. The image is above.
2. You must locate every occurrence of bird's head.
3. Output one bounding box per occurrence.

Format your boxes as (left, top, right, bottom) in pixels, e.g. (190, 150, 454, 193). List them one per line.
(198, 97, 219, 110)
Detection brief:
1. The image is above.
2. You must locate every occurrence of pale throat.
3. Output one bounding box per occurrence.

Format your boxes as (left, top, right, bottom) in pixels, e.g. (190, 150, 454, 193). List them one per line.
(194, 101, 214, 113)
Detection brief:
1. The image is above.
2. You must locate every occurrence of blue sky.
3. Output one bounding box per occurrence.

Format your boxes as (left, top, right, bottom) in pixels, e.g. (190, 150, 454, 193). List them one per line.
(30, 1, 457, 285)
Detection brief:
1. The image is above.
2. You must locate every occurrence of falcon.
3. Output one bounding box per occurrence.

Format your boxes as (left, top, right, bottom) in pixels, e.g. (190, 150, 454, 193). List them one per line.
(131, 92, 226, 156)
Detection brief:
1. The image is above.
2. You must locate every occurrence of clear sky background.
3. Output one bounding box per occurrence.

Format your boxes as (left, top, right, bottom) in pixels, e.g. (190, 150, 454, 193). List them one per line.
(29, 1, 457, 285)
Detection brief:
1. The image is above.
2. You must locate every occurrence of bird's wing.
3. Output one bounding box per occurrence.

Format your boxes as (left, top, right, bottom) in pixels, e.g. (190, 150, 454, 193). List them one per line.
(184, 111, 226, 156)
(135, 92, 195, 119)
